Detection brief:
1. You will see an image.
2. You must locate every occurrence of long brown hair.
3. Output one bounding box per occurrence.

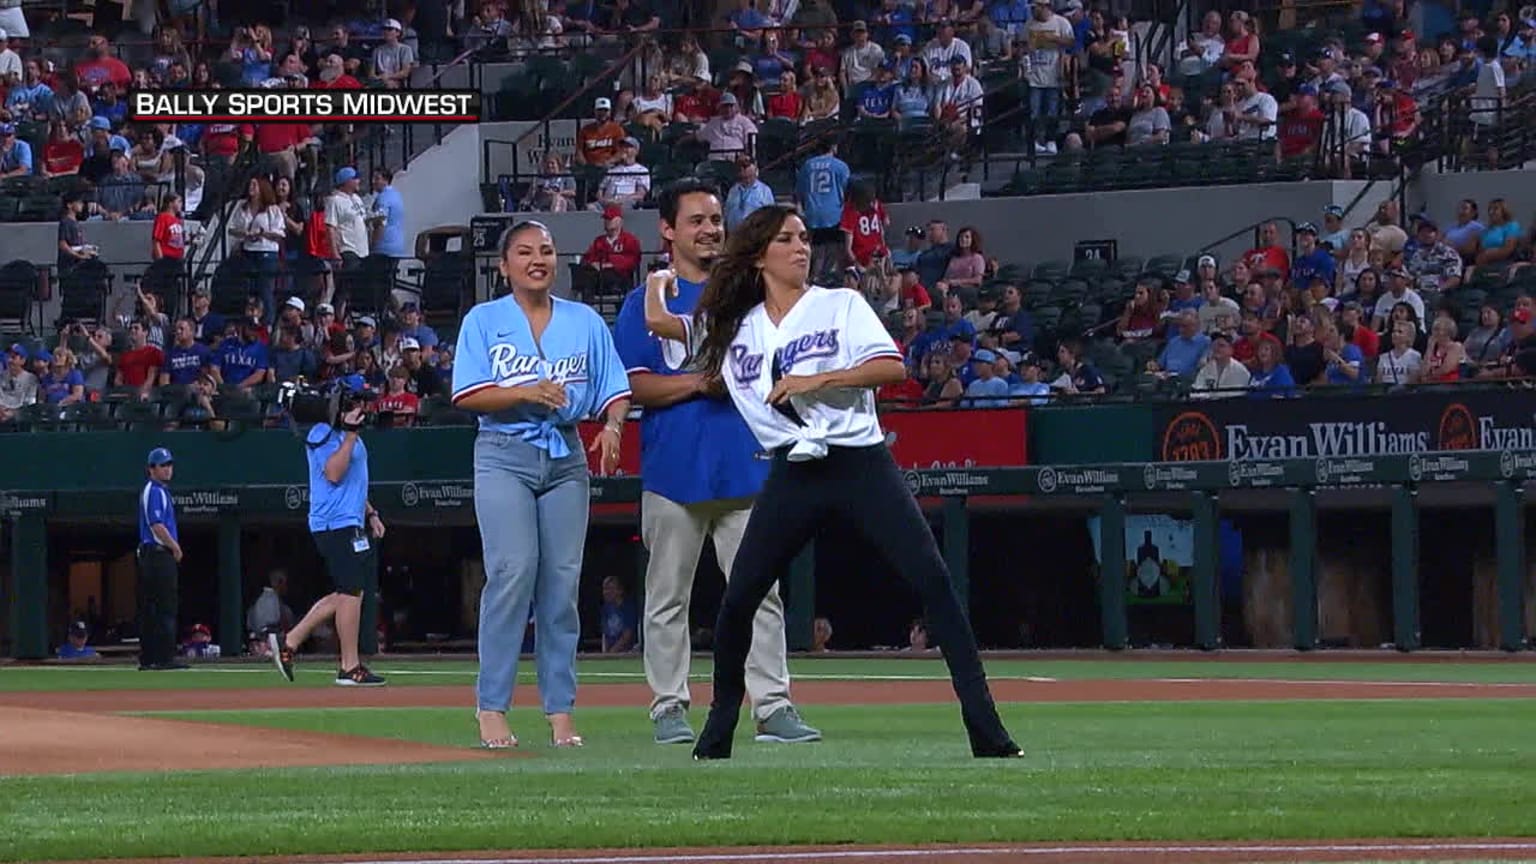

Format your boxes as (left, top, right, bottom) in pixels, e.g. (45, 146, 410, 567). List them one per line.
(693, 204, 801, 381)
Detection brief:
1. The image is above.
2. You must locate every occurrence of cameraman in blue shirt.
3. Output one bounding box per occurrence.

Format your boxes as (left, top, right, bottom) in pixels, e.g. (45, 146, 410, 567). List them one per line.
(267, 375, 386, 686)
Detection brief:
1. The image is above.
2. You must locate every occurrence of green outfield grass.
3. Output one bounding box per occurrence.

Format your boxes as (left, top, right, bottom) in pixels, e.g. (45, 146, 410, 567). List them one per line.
(6, 699, 1536, 861)
(8, 655, 1536, 692)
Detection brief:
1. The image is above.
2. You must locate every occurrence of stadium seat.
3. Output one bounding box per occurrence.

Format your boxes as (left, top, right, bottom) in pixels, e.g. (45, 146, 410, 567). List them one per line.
(1144, 254, 1185, 279)
(1032, 260, 1070, 283)
(59, 259, 111, 325)
(0, 259, 38, 334)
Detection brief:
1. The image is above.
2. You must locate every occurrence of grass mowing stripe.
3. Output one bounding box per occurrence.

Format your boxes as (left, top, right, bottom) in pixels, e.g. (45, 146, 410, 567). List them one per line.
(5, 700, 1535, 861)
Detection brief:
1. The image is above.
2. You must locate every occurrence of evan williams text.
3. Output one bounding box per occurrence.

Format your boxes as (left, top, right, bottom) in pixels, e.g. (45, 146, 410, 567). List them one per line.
(129, 90, 480, 122)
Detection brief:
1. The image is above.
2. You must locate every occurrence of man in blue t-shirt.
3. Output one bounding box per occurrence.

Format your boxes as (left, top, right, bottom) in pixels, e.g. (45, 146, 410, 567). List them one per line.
(1289, 222, 1336, 290)
(858, 65, 896, 118)
(218, 318, 271, 390)
(370, 168, 408, 258)
(613, 178, 820, 748)
(796, 137, 851, 278)
(160, 317, 213, 386)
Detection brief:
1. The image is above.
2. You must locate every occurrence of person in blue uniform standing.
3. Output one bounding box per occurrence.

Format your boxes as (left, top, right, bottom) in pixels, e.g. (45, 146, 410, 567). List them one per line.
(613, 178, 820, 747)
(138, 447, 187, 671)
(451, 220, 631, 750)
(268, 375, 387, 687)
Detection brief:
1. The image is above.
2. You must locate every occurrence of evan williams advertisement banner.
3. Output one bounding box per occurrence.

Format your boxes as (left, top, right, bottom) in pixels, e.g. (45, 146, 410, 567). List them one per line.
(578, 408, 1028, 476)
(1157, 389, 1536, 462)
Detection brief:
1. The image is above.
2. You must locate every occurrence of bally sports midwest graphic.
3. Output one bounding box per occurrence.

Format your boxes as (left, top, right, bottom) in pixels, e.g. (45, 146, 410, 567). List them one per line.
(1158, 390, 1536, 462)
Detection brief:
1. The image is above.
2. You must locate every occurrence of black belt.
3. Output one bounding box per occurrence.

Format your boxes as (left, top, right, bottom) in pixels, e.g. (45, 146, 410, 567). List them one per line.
(139, 543, 172, 554)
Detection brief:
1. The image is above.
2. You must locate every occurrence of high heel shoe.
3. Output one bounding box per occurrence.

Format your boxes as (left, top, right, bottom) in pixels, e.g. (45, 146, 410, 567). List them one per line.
(475, 710, 517, 750)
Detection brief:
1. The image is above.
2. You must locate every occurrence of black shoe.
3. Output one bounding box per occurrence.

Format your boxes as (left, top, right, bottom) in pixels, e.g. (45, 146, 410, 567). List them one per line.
(691, 708, 738, 760)
(335, 665, 386, 687)
(972, 740, 1026, 758)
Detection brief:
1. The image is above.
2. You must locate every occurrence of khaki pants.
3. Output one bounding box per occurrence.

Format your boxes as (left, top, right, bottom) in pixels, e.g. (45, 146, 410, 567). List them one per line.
(640, 491, 790, 722)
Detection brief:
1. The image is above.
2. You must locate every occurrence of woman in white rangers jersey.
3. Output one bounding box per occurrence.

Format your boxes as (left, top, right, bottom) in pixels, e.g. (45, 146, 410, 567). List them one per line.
(645, 205, 1022, 760)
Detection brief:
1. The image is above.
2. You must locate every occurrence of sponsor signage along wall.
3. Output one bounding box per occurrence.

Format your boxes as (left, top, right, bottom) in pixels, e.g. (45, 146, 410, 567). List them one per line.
(1157, 391, 1536, 463)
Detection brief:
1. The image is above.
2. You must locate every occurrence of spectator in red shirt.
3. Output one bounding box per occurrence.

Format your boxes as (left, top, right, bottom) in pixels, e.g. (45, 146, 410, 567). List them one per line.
(1233, 308, 1283, 370)
(254, 119, 310, 183)
(312, 54, 362, 89)
(672, 79, 719, 124)
(1242, 221, 1290, 275)
(376, 366, 420, 427)
(75, 34, 132, 92)
(41, 120, 83, 177)
(1339, 300, 1380, 360)
(1277, 90, 1324, 160)
(766, 70, 802, 120)
(200, 122, 252, 169)
(839, 179, 889, 267)
(115, 320, 163, 399)
(894, 265, 932, 313)
(578, 205, 641, 297)
(151, 193, 186, 261)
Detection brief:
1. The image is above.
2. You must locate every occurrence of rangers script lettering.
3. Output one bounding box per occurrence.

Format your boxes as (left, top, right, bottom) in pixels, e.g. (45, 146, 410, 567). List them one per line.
(488, 343, 590, 387)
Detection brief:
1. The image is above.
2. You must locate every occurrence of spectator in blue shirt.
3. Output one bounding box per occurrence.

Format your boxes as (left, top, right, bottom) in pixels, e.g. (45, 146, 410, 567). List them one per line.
(57, 620, 99, 660)
(1290, 222, 1336, 289)
(858, 64, 897, 118)
(161, 318, 214, 386)
(963, 349, 1011, 407)
(1249, 338, 1297, 397)
(724, 157, 775, 231)
(1008, 353, 1052, 404)
(398, 303, 440, 357)
(218, 318, 271, 391)
(1319, 319, 1364, 387)
(890, 225, 925, 270)
(6, 60, 53, 118)
(795, 136, 850, 231)
(370, 168, 408, 258)
(1149, 310, 1211, 379)
(1166, 270, 1203, 313)
(0, 123, 32, 176)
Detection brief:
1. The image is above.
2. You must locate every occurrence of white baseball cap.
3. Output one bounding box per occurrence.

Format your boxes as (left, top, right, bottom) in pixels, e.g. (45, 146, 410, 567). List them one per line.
(383, 18, 402, 30)
(285, 297, 305, 312)
(594, 97, 612, 110)
(400, 336, 422, 351)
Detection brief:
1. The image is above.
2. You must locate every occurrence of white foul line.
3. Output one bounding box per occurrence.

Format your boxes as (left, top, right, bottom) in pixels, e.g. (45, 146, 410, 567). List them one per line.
(335, 841, 1536, 864)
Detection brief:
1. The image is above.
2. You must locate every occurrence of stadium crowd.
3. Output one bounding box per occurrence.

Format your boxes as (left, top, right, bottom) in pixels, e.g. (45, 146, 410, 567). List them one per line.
(0, 0, 1534, 433)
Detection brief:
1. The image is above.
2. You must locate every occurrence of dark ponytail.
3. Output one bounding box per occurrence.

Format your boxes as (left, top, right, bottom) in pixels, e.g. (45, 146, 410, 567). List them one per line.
(694, 205, 799, 381)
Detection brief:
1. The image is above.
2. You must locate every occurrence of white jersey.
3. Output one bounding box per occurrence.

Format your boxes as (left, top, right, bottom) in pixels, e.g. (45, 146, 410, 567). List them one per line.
(672, 286, 902, 460)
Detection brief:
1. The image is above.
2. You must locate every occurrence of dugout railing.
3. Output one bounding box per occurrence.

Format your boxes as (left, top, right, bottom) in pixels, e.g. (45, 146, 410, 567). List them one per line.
(4, 449, 1534, 661)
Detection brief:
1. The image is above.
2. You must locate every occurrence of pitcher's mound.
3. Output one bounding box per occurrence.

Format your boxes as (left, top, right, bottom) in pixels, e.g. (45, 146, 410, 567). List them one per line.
(0, 706, 505, 776)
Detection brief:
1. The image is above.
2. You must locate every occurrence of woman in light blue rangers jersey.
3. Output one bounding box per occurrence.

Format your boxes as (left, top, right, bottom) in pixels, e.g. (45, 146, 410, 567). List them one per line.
(452, 221, 631, 750)
(645, 205, 1022, 761)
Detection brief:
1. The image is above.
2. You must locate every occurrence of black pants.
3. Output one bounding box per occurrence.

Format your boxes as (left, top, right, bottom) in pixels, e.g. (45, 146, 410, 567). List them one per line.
(136, 546, 179, 667)
(696, 444, 1015, 757)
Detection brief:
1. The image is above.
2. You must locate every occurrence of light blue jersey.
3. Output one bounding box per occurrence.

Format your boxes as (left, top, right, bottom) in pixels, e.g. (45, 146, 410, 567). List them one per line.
(796, 153, 850, 230)
(452, 294, 630, 458)
(306, 423, 369, 533)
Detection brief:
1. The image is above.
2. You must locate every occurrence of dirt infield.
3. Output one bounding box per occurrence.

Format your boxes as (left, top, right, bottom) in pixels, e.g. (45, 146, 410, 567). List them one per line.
(0, 706, 504, 776)
(6, 676, 1536, 716)
(49, 840, 1536, 864)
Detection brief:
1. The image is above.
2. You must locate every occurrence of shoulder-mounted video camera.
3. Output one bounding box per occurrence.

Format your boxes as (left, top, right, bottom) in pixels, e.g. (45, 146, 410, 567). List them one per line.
(276, 377, 378, 430)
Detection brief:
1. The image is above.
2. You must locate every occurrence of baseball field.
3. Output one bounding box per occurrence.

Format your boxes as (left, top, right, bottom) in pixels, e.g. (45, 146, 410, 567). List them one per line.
(5, 652, 1536, 864)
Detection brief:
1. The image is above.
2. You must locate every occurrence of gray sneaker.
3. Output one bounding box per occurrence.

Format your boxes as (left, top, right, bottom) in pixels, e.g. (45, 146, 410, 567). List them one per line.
(754, 706, 822, 744)
(653, 706, 696, 745)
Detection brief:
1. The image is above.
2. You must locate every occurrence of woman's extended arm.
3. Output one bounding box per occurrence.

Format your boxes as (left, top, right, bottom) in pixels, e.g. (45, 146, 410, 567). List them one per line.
(643, 268, 688, 342)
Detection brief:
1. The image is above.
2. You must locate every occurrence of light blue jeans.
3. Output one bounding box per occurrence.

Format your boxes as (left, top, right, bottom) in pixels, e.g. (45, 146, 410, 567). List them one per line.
(473, 428, 590, 715)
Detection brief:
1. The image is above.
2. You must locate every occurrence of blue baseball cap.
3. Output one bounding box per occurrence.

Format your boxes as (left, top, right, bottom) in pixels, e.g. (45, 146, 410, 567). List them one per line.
(334, 166, 359, 185)
(147, 447, 174, 466)
(0, 123, 13, 136)
(7, 342, 26, 357)
(88, 116, 111, 130)
(337, 373, 368, 393)
(973, 348, 997, 364)
(33, 348, 52, 363)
